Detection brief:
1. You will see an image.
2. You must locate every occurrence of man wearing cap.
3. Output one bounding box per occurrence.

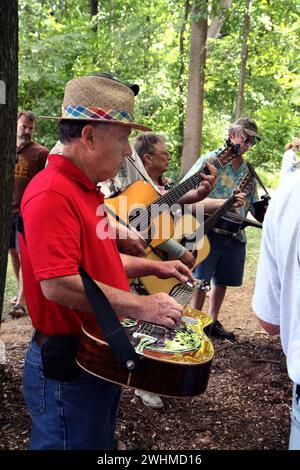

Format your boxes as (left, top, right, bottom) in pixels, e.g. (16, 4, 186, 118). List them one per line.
(19, 74, 196, 450)
(188, 118, 263, 342)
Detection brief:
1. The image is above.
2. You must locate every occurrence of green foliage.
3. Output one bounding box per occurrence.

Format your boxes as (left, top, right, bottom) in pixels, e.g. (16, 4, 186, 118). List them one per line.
(18, 0, 300, 179)
(244, 227, 262, 282)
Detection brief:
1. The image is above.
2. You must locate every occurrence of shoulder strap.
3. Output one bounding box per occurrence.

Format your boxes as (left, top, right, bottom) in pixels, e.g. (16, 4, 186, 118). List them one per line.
(246, 161, 270, 196)
(126, 154, 149, 182)
(79, 267, 140, 372)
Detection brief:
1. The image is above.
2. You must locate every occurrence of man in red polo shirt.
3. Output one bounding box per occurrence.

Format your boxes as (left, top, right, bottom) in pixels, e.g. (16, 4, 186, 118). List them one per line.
(20, 74, 208, 451)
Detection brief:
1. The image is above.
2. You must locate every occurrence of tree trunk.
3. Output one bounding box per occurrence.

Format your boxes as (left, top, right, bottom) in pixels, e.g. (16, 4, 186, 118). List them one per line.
(89, 0, 99, 32)
(0, 1, 18, 322)
(207, 0, 232, 40)
(236, 0, 252, 119)
(180, 0, 208, 176)
(177, 0, 191, 159)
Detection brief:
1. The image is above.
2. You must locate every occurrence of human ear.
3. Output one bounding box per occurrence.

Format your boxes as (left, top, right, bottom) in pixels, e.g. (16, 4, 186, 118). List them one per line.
(82, 125, 95, 146)
(144, 153, 152, 166)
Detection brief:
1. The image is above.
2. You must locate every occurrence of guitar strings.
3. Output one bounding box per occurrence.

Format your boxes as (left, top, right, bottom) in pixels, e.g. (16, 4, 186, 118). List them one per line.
(171, 283, 195, 307)
(129, 144, 239, 235)
(129, 158, 223, 232)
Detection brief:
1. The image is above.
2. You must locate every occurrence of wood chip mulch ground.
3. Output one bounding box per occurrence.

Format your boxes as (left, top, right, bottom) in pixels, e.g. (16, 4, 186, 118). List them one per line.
(0, 321, 290, 450)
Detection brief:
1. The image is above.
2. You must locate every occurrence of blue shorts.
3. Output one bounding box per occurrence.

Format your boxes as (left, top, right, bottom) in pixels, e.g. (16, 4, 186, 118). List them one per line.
(194, 231, 246, 286)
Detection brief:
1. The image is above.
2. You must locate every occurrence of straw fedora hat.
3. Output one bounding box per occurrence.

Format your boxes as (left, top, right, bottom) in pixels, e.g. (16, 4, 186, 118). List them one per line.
(40, 75, 151, 131)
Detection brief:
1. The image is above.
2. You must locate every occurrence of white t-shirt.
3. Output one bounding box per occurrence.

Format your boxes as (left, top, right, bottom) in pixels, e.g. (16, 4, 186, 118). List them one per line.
(280, 149, 298, 178)
(252, 172, 300, 384)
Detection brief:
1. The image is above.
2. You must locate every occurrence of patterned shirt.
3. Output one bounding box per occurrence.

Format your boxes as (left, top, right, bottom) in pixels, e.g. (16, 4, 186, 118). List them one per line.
(181, 149, 259, 243)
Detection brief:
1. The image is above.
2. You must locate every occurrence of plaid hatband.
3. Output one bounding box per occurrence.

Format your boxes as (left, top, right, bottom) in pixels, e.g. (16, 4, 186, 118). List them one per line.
(62, 105, 133, 123)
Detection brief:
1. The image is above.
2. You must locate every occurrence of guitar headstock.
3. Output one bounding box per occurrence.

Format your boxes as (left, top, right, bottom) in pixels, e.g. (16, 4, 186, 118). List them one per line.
(185, 279, 210, 292)
(237, 173, 252, 192)
(218, 139, 241, 167)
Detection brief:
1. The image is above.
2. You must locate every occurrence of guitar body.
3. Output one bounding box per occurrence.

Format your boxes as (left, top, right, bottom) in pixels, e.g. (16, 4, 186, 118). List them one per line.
(76, 308, 214, 398)
(140, 214, 210, 296)
(105, 180, 175, 247)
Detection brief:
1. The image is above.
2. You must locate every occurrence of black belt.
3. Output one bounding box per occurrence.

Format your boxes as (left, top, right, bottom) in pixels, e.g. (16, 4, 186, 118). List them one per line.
(34, 330, 50, 348)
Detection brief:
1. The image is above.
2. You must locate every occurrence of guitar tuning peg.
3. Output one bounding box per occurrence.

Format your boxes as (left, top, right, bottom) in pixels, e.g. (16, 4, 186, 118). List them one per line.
(194, 279, 210, 292)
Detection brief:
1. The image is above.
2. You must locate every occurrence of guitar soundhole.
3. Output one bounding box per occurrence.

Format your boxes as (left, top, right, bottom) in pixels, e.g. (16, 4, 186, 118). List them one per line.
(181, 234, 197, 246)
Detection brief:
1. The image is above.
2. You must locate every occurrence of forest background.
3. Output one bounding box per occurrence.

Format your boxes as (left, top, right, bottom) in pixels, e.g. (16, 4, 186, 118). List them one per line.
(18, 0, 300, 187)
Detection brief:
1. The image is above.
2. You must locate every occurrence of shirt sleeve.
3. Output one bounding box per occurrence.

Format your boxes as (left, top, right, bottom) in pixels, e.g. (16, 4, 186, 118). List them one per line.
(38, 148, 49, 171)
(22, 190, 81, 281)
(249, 180, 260, 215)
(179, 156, 208, 183)
(252, 210, 280, 326)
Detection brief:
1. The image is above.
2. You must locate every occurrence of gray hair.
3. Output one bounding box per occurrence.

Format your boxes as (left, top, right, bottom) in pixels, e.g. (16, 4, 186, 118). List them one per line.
(133, 133, 165, 163)
(228, 123, 244, 137)
(18, 110, 36, 123)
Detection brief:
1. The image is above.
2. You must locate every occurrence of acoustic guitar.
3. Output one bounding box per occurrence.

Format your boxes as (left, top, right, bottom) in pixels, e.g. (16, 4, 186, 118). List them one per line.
(139, 174, 252, 296)
(76, 281, 214, 398)
(104, 141, 240, 248)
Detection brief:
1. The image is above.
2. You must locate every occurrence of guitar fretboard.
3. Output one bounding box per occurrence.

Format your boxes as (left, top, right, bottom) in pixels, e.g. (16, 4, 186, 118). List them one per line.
(170, 282, 198, 307)
(129, 143, 239, 231)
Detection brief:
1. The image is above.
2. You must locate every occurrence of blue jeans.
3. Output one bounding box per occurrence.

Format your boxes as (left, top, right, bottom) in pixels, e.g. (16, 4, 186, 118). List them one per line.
(289, 384, 300, 450)
(22, 338, 121, 450)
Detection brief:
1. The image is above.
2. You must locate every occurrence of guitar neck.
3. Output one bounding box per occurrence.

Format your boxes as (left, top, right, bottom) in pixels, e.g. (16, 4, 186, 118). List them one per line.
(169, 283, 198, 307)
(129, 142, 239, 230)
(148, 156, 222, 215)
(203, 195, 236, 234)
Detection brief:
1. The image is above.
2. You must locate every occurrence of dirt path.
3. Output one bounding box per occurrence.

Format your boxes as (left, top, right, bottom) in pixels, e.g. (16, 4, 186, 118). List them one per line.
(0, 252, 290, 450)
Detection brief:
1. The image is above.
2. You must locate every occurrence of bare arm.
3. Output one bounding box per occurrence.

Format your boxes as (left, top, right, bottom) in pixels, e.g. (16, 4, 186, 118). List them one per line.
(40, 275, 183, 328)
(120, 254, 194, 283)
(109, 218, 147, 257)
(258, 318, 280, 336)
(177, 162, 218, 205)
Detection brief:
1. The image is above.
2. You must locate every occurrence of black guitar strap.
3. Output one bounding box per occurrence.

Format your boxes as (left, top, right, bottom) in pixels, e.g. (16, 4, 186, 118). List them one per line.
(246, 161, 270, 197)
(17, 215, 140, 372)
(79, 267, 140, 372)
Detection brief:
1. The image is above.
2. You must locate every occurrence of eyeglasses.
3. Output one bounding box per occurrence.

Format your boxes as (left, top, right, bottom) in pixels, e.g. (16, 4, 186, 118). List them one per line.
(150, 151, 170, 158)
